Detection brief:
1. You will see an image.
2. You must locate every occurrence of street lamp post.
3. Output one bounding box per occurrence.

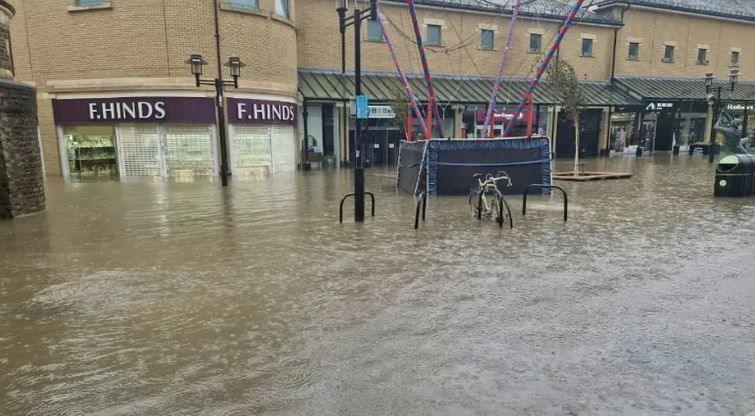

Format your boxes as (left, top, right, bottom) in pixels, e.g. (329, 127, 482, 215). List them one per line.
(337, 0, 377, 223)
(705, 70, 740, 163)
(186, 54, 245, 187)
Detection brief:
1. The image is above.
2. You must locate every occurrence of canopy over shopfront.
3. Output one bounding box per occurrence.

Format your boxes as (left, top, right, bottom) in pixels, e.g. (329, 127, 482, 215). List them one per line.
(298, 69, 642, 107)
(614, 76, 755, 103)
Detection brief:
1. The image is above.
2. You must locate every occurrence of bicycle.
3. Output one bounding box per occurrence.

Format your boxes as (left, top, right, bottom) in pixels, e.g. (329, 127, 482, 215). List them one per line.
(468, 171, 514, 228)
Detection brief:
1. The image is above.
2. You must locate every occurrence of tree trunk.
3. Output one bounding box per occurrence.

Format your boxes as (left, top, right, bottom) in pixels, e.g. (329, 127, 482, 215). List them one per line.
(573, 116, 580, 176)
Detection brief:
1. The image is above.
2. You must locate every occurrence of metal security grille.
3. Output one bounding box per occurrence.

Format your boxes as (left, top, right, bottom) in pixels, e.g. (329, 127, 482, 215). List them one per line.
(117, 124, 161, 177)
(270, 125, 295, 172)
(164, 125, 215, 177)
(232, 125, 272, 176)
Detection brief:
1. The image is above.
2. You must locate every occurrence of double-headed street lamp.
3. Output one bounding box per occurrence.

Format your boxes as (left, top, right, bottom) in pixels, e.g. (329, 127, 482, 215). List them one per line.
(187, 54, 245, 187)
(705, 69, 739, 163)
(337, 0, 377, 223)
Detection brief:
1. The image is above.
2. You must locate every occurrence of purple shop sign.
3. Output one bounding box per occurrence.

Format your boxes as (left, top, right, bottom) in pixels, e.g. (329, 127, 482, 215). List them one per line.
(228, 98, 298, 125)
(52, 97, 216, 125)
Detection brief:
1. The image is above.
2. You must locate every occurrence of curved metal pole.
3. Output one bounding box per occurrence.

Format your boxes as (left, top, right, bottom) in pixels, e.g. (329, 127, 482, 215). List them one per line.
(482, 0, 523, 138)
(406, 0, 445, 137)
(522, 184, 568, 222)
(376, 14, 430, 140)
(503, 0, 586, 137)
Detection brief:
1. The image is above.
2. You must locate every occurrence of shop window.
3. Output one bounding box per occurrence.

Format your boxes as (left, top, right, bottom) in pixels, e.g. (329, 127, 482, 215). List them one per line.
(480, 29, 494, 50)
(731, 51, 740, 67)
(427, 25, 442, 46)
(663, 45, 675, 63)
(367, 19, 384, 42)
(529, 33, 542, 53)
(697, 48, 708, 65)
(63, 125, 118, 179)
(227, 0, 259, 10)
(581, 38, 593, 57)
(627, 42, 640, 60)
(275, 0, 289, 19)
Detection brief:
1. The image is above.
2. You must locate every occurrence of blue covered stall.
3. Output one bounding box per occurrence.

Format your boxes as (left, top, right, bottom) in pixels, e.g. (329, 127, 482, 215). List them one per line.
(397, 137, 552, 196)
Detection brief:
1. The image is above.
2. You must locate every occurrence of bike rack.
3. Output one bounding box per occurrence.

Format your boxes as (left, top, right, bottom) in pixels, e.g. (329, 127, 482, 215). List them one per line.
(414, 192, 427, 229)
(522, 184, 568, 222)
(339, 192, 376, 223)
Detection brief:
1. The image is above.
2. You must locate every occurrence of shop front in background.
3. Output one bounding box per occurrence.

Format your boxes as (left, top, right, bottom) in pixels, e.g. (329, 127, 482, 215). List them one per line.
(53, 97, 216, 180)
(227, 97, 298, 176)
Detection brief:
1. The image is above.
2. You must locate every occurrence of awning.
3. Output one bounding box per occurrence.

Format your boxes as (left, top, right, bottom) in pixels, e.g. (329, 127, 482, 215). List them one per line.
(299, 69, 643, 107)
(615, 76, 755, 102)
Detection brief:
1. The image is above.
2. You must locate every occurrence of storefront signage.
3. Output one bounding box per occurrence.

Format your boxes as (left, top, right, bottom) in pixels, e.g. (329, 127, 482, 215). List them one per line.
(369, 105, 396, 119)
(52, 97, 216, 125)
(228, 98, 298, 125)
(726, 103, 754, 111)
(356, 95, 369, 119)
(475, 108, 529, 124)
(645, 102, 674, 111)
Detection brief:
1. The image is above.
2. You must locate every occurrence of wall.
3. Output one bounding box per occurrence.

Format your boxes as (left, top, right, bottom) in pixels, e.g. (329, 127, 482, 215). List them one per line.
(614, 8, 755, 81)
(8, 0, 298, 176)
(296, 0, 616, 81)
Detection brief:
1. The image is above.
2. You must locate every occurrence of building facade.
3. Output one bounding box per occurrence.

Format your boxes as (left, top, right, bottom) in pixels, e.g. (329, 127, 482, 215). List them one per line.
(8, 0, 755, 178)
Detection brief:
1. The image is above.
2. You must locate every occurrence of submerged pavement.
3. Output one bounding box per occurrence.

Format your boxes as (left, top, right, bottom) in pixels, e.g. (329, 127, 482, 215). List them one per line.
(1, 155, 754, 415)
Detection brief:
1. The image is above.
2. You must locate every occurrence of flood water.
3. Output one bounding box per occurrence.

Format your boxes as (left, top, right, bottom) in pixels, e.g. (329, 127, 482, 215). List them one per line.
(1, 155, 755, 415)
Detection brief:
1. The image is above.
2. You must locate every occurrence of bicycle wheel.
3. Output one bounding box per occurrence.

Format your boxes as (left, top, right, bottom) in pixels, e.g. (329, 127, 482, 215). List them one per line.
(469, 188, 481, 217)
(496, 193, 514, 229)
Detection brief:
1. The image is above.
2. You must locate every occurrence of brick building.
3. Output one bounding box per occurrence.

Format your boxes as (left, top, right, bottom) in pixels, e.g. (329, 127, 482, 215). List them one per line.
(6, 0, 755, 178)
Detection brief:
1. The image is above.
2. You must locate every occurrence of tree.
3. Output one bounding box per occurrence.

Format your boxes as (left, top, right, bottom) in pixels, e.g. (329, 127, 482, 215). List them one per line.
(389, 86, 411, 140)
(547, 60, 585, 176)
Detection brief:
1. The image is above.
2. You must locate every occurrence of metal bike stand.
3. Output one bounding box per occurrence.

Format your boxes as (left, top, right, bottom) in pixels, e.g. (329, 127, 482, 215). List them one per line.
(339, 192, 375, 223)
(522, 184, 568, 222)
(414, 192, 427, 229)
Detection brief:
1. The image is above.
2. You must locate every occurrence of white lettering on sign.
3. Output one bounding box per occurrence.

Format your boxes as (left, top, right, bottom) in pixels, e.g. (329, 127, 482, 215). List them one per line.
(727, 103, 755, 111)
(645, 102, 674, 111)
(240, 102, 296, 122)
(87, 101, 167, 121)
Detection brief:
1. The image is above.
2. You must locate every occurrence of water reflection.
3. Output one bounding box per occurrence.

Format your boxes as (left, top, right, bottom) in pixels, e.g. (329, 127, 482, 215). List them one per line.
(1, 156, 755, 415)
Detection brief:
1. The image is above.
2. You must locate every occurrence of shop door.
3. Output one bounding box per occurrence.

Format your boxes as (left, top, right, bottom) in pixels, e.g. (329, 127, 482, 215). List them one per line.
(232, 125, 272, 176)
(555, 110, 601, 157)
(163, 125, 216, 177)
(365, 130, 388, 167)
(270, 125, 296, 172)
(117, 124, 162, 178)
(654, 111, 675, 151)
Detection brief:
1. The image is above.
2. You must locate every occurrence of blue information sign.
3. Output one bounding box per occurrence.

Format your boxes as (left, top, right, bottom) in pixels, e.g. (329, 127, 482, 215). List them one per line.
(356, 95, 369, 120)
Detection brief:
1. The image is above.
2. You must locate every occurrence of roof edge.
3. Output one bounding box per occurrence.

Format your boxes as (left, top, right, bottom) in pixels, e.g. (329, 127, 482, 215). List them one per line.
(593, 0, 755, 24)
(0, 0, 15, 16)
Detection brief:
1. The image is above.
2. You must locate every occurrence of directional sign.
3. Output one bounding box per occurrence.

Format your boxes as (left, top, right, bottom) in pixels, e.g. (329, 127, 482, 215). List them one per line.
(356, 95, 369, 119)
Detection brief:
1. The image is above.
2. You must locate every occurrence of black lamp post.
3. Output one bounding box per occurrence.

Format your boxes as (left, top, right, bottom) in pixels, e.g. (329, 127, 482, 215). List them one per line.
(337, 0, 377, 223)
(705, 70, 739, 163)
(186, 53, 245, 187)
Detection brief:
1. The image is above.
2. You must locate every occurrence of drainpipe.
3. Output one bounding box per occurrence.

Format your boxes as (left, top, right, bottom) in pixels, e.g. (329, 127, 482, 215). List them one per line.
(610, 3, 630, 82)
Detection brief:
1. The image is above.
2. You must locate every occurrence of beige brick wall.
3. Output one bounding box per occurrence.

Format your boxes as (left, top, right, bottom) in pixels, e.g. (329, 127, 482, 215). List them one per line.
(297, 0, 614, 81)
(8, 0, 298, 175)
(614, 8, 755, 81)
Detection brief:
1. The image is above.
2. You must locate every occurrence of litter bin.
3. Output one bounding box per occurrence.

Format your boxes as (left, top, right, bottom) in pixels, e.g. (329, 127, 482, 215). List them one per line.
(714, 155, 755, 197)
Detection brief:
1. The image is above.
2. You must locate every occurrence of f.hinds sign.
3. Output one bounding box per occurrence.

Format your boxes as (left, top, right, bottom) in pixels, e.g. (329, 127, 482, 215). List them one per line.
(228, 99, 297, 125)
(53, 97, 215, 125)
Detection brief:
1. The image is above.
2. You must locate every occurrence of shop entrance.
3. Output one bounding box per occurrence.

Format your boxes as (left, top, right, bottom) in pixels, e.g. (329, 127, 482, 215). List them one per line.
(555, 109, 602, 157)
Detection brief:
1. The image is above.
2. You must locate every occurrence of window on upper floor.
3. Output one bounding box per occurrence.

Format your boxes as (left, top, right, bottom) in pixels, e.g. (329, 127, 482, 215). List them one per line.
(731, 51, 740, 67)
(76, 0, 105, 5)
(427, 25, 442, 46)
(697, 48, 708, 65)
(529, 33, 542, 53)
(227, 0, 259, 10)
(480, 29, 494, 50)
(581, 38, 593, 57)
(367, 19, 384, 42)
(275, 0, 289, 19)
(663, 45, 675, 63)
(627, 42, 640, 60)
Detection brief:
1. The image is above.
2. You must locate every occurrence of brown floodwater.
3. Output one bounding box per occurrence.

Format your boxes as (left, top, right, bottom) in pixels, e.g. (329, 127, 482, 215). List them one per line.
(1, 155, 754, 415)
